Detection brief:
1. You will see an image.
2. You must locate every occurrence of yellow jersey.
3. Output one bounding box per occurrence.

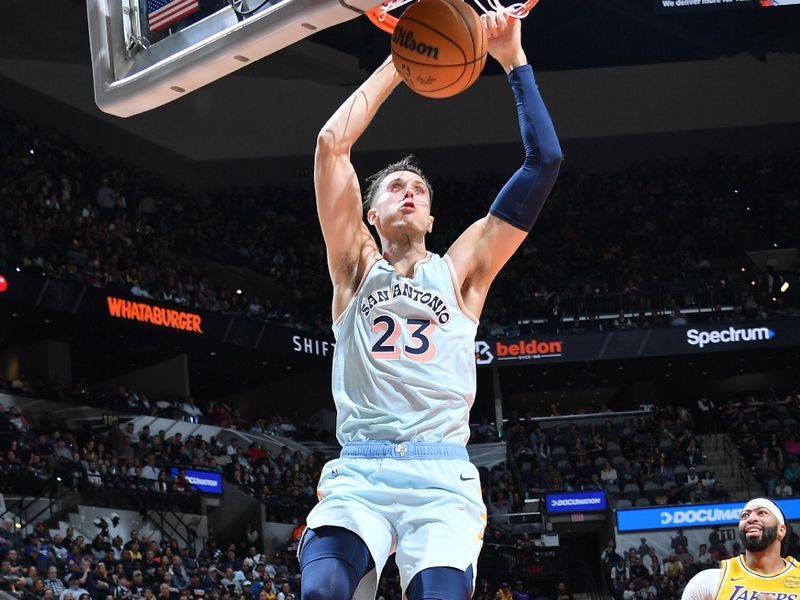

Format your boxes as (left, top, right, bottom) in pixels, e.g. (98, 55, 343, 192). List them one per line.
(682, 555, 800, 600)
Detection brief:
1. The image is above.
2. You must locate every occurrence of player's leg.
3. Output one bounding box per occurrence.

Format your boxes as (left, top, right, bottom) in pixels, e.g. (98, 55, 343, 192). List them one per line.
(395, 459, 486, 600)
(299, 526, 375, 600)
(406, 566, 475, 600)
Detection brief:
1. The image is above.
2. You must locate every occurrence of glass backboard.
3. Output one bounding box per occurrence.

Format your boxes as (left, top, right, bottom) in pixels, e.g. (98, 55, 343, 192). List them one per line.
(87, 0, 379, 117)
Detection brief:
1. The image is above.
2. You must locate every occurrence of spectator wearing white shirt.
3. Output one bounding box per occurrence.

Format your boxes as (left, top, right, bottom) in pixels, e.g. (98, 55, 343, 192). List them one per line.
(774, 478, 793, 497)
(59, 575, 90, 600)
(141, 455, 159, 480)
(695, 544, 713, 566)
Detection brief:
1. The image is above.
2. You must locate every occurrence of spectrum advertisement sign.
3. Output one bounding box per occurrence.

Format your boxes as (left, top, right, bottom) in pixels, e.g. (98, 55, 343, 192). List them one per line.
(474, 319, 800, 367)
(616, 498, 800, 532)
(169, 468, 223, 495)
(546, 491, 607, 514)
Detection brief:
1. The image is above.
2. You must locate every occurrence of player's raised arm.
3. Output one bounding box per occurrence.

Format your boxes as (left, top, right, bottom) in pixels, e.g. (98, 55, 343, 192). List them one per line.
(315, 56, 403, 319)
(446, 11, 562, 317)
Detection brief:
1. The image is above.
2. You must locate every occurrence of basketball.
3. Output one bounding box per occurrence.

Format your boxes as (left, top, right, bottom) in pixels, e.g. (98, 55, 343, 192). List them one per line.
(390, 0, 487, 99)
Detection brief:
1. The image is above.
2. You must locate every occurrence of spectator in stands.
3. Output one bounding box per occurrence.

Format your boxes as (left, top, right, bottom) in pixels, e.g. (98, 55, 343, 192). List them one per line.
(275, 581, 292, 600)
(630, 557, 649, 582)
(600, 461, 619, 486)
(663, 554, 682, 578)
(785, 458, 800, 487)
(60, 574, 91, 600)
(622, 581, 636, 600)
(554, 582, 573, 600)
(775, 478, 793, 497)
(695, 544, 712, 568)
(642, 548, 660, 578)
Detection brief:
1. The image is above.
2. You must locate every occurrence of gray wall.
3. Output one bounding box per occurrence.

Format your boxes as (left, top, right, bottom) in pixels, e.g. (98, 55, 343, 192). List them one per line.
(1, 51, 799, 186)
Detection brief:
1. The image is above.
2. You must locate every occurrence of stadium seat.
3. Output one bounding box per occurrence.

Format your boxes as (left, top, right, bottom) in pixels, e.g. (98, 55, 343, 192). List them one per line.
(642, 481, 659, 499)
(606, 442, 622, 460)
(634, 498, 651, 507)
(623, 483, 641, 499)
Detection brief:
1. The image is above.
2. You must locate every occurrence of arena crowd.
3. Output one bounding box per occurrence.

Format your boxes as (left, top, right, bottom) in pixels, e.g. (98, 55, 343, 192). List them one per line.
(2, 109, 798, 336)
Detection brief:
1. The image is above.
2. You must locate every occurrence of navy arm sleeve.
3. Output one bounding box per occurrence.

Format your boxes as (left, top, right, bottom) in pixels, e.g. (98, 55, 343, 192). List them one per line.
(489, 64, 562, 232)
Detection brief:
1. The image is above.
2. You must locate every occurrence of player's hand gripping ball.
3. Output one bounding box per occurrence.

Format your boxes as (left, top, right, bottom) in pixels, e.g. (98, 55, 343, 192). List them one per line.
(391, 0, 487, 98)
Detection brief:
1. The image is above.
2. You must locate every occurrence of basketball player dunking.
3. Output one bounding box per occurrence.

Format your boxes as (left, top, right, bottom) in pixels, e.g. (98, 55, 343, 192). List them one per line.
(299, 11, 562, 600)
(682, 498, 800, 600)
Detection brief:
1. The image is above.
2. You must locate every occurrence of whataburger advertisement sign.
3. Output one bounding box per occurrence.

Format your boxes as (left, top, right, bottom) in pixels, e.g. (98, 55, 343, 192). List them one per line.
(474, 321, 799, 367)
(106, 296, 203, 333)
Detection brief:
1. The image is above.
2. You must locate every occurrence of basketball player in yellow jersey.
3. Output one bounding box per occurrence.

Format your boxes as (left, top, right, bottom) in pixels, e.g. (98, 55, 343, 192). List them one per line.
(682, 498, 800, 600)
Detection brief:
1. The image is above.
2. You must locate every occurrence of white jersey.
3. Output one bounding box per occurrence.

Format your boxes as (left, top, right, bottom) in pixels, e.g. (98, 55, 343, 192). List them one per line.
(331, 251, 479, 445)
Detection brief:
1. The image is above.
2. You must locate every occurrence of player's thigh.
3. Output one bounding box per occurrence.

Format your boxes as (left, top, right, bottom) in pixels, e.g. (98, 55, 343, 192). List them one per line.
(305, 457, 396, 573)
(394, 461, 485, 592)
(299, 526, 374, 575)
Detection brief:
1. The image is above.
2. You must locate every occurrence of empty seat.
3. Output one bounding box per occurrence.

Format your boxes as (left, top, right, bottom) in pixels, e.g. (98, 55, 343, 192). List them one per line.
(616, 499, 633, 509)
(623, 483, 641, 498)
(635, 498, 651, 507)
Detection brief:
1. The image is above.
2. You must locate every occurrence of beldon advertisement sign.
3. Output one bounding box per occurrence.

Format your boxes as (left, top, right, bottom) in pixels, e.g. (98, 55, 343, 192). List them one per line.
(476, 337, 564, 365)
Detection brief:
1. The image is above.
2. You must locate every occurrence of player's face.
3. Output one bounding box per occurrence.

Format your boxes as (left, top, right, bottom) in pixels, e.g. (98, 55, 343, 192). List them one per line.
(368, 171, 433, 237)
(738, 506, 785, 552)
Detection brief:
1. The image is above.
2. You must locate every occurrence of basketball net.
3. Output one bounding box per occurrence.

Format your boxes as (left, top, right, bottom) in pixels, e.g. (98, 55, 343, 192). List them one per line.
(366, 0, 540, 34)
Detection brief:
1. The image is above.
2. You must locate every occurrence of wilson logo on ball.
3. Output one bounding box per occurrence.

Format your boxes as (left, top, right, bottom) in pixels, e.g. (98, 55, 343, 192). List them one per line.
(392, 26, 440, 60)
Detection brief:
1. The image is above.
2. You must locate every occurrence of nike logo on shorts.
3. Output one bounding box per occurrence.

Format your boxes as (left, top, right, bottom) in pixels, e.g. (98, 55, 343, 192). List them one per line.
(460, 474, 476, 481)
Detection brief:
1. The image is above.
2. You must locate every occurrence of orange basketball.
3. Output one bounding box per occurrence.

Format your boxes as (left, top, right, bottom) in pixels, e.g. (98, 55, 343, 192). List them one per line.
(390, 0, 487, 99)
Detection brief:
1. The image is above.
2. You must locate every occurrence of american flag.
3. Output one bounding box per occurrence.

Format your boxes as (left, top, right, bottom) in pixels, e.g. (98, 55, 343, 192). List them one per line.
(147, 0, 200, 33)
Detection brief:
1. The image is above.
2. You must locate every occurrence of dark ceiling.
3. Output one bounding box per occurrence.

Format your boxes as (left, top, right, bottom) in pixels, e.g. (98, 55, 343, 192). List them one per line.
(7, 0, 800, 81)
(312, 0, 800, 74)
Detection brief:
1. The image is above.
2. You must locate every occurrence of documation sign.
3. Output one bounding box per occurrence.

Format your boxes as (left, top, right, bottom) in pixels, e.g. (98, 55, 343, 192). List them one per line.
(686, 326, 775, 350)
(659, 506, 741, 526)
(616, 499, 800, 532)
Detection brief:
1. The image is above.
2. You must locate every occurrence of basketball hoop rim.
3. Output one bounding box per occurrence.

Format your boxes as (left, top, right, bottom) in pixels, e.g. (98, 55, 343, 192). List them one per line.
(366, 0, 540, 34)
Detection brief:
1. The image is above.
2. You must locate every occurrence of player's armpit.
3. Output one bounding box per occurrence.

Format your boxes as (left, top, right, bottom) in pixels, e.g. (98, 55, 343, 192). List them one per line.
(446, 214, 527, 317)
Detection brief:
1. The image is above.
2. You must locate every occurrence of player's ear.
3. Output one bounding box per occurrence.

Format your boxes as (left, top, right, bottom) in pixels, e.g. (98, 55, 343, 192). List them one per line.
(427, 215, 434, 233)
(367, 208, 379, 226)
